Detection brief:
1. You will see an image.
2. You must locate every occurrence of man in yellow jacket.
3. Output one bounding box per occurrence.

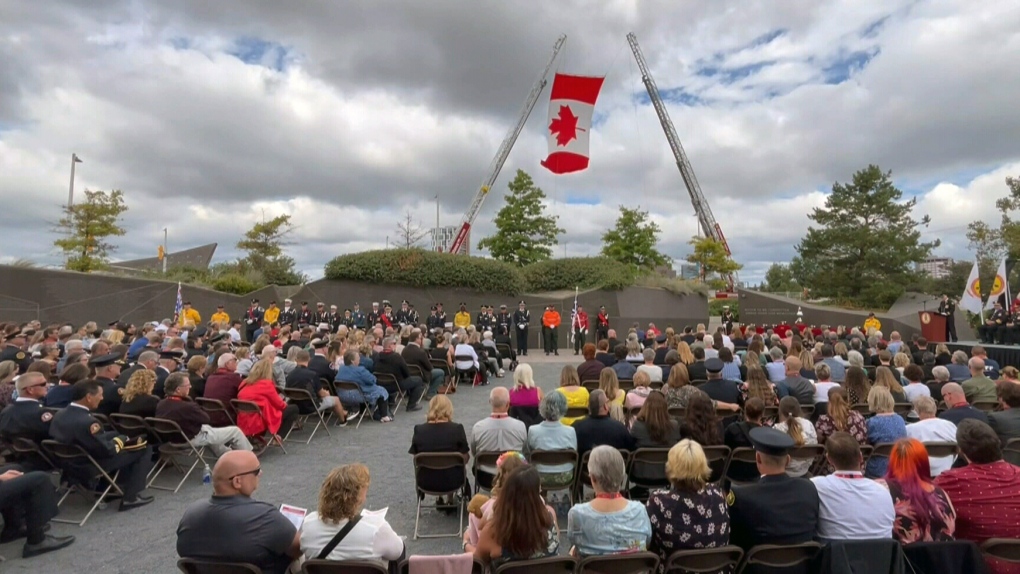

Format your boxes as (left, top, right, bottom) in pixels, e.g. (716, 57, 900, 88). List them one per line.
(454, 303, 472, 330)
(542, 304, 561, 356)
(210, 305, 230, 327)
(863, 312, 881, 334)
(178, 301, 201, 327)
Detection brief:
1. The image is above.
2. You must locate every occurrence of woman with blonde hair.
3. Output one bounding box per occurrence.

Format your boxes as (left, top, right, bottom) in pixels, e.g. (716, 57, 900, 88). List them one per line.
(773, 396, 817, 477)
(866, 386, 907, 478)
(815, 386, 868, 445)
(119, 369, 159, 419)
(647, 440, 729, 573)
(676, 342, 695, 366)
(509, 363, 543, 409)
(625, 338, 643, 362)
(300, 464, 404, 563)
(625, 371, 654, 409)
(0, 361, 18, 409)
(556, 365, 589, 426)
(875, 366, 908, 402)
(250, 334, 272, 357)
(234, 346, 253, 376)
(409, 395, 469, 506)
(798, 349, 815, 380)
(599, 367, 625, 406)
(662, 363, 700, 409)
(187, 355, 207, 398)
(741, 367, 779, 424)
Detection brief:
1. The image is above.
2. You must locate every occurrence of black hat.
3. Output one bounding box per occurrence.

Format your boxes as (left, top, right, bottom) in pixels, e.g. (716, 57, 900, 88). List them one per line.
(749, 427, 795, 456)
(310, 338, 328, 349)
(430, 305, 437, 311)
(208, 333, 228, 345)
(159, 350, 185, 361)
(217, 304, 224, 308)
(436, 302, 444, 306)
(251, 298, 259, 304)
(192, 326, 208, 338)
(401, 300, 409, 305)
(600, 305, 605, 309)
(704, 357, 724, 373)
(301, 301, 308, 306)
(107, 320, 119, 327)
(655, 333, 667, 344)
(519, 301, 526, 306)
(88, 352, 122, 367)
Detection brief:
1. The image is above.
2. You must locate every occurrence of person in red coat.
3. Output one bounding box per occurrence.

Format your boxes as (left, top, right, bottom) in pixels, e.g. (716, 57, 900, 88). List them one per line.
(235, 358, 299, 442)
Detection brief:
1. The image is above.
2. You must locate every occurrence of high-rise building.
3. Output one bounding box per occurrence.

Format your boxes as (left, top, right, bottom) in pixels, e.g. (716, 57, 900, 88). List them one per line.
(916, 257, 953, 279)
(430, 226, 469, 255)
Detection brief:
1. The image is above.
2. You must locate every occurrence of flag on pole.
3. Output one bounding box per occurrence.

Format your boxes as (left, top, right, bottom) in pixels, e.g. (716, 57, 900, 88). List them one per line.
(173, 282, 183, 325)
(570, 287, 579, 344)
(541, 73, 605, 175)
(959, 261, 984, 315)
(985, 259, 1010, 311)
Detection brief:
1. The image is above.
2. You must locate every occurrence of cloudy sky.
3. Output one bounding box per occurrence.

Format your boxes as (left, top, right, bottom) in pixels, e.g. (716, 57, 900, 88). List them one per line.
(2, 0, 1019, 284)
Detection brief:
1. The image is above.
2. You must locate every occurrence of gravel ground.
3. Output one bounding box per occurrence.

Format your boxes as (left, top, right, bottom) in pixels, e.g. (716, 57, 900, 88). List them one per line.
(0, 354, 577, 573)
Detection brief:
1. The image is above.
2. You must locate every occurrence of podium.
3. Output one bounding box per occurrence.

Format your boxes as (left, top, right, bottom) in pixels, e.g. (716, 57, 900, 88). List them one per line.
(918, 311, 947, 343)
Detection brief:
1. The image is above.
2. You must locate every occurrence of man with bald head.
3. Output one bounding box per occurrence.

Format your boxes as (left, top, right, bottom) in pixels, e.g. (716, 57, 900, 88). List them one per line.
(939, 382, 990, 426)
(177, 451, 300, 574)
(777, 356, 815, 405)
(470, 387, 526, 484)
(963, 356, 997, 404)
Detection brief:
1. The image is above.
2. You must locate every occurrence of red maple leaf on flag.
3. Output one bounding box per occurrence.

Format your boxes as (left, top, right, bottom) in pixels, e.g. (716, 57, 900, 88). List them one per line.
(549, 105, 582, 146)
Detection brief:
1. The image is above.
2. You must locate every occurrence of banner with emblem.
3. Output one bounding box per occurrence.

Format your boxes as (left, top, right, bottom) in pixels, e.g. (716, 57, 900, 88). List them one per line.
(985, 259, 1010, 311)
(959, 261, 984, 315)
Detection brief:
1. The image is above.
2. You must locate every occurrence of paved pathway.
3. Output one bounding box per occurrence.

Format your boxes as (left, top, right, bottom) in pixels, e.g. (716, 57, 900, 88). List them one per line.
(0, 354, 579, 573)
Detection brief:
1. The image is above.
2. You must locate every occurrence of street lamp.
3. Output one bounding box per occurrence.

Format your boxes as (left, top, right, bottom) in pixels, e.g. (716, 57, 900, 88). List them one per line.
(68, 153, 82, 207)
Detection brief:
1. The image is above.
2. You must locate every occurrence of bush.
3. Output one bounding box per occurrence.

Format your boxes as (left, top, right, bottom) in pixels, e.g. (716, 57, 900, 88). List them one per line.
(324, 249, 528, 295)
(708, 298, 738, 319)
(211, 272, 263, 295)
(522, 257, 636, 292)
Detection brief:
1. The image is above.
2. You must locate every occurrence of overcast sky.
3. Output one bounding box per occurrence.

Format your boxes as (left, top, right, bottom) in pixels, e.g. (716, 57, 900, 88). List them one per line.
(2, 1, 1019, 284)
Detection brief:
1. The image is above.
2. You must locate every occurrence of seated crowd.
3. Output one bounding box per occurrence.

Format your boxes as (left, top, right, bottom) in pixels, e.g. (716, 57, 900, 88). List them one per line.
(3, 312, 1020, 573)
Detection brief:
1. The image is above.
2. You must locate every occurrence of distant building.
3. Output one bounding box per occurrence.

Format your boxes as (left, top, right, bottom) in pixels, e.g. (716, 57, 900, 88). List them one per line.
(679, 263, 701, 280)
(431, 226, 469, 255)
(916, 257, 953, 279)
(108, 243, 218, 275)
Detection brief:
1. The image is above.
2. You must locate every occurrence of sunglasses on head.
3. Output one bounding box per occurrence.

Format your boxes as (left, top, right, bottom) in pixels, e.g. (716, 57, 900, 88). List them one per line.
(230, 467, 261, 480)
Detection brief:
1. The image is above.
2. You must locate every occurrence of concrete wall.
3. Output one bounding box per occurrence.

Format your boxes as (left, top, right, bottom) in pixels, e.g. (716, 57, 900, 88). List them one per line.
(0, 266, 708, 347)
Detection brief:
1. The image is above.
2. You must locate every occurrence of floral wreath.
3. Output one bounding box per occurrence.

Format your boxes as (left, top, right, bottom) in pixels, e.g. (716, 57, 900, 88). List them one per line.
(496, 451, 527, 468)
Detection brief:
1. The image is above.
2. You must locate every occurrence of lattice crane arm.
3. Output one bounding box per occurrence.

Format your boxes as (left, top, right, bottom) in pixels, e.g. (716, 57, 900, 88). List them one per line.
(448, 35, 567, 254)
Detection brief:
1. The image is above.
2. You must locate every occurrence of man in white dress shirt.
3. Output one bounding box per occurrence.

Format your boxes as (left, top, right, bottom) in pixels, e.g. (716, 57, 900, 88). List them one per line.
(906, 396, 958, 476)
(810, 432, 895, 540)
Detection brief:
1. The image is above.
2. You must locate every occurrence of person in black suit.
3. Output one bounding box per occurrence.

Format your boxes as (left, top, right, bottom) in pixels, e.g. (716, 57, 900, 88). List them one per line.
(0, 373, 54, 470)
(307, 339, 337, 382)
(728, 427, 819, 551)
(988, 381, 1020, 445)
(408, 395, 469, 502)
(938, 294, 957, 342)
(89, 353, 124, 416)
(573, 390, 636, 455)
(686, 347, 708, 382)
(154, 350, 183, 398)
(117, 350, 158, 387)
(698, 358, 742, 405)
(724, 398, 765, 483)
(48, 380, 154, 511)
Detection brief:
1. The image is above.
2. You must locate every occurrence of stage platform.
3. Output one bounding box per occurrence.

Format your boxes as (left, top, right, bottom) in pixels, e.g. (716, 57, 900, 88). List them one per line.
(947, 341, 1020, 368)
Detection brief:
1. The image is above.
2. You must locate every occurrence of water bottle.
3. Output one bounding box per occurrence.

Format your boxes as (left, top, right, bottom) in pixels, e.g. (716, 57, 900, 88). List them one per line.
(202, 463, 212, 486)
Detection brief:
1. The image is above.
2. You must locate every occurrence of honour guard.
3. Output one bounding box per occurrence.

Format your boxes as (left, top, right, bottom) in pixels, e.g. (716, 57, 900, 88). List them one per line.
(513, 301, 531, 356)
(595, 305, 610, 343)
(244, 299, 264, 343)
(938, 294, 957, 343)
(352, 303, 366, 330)
(312, 302, 330, 328)
(279, 299, 297, 328)
(426, 305, 444, 331)
(495, 305, 512, 337)
(573, 304, 589, 355)
(297, 301, 313, 328)
(721, 306, 735, 335)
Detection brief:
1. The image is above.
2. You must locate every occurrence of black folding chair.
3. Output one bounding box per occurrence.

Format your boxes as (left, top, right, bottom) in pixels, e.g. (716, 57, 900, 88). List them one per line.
(577, 551, 659, 574)
(737, 542, 822, 574)
(109, 413, 153, 441)
(922, 441, 958, 459)
(334, 381, 372, 428)
(530, 449, 578, 529)
(454, 355, 478, 387)
(702, 445, 732, 484)
(973, 400, 999, 413)
(230, 399, 287, 455)
(177, 558, 262, 573)
(582, 379, 601, 392)
(412, 452, 469, 540)
(8, 437, 59, 471)
(430, 358, 455, 389)
(575, 449, 632, 502)
(41, 439, 124, 527)
(281, 388, 332, 444)
(472, 450, 503, 493)
(144, 417, 210, 493)
(195, 397, 236, 426)
(1004, 437, 1020, 466)
(723, 447, 759, 488)
(494, 556, 577, 574)
(374, 372, 405, 410)
(302, 560, 387, 573)
(628, 447, 671, 500)
(619, 379, 635, 392)
(981, 538, 1020, 564)
(666, 546, 744, 573)
(668, 406, 686, 419)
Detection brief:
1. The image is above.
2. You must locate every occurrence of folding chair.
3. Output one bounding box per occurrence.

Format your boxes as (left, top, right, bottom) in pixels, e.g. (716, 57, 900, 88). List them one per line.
(230, 399, 287, 455)
(472, 451, 503, 493)
(177, 558, 262, 574)
(530, 449, 578, 529)
(619, 379, 635, 392)
(737, 542, 822, 574)
(800, 404, 815, 417)
(582, 379, 601, 392)
(870, 442, 895, 459)
(788, 445, 826, 478)
(195, 397, 236, 425)
(666, 546, 744, 574)
(627, 406, 643, 419)
(412, 452, 469, 539)
(493, 556, 577, 574)
(691, 380, 708, 387)
(668, 406, 686, 419)
(1004, 438, 1020, 466)
(981, 538, 1020, 563)
(398, 556, 486, 574)
(430, 358, 456, 390)
(574, 449, 632, 501)
(92, 413, 116, 432)
(702, 445, 732, 484)
(144, 417, 210, 493)
(628, 448, 671, 500)
(723, 447, 759, 488)
(893, 402, 913, 417)
(375, 372, 405, 410)
(850, 403, 871, 415)
(454, 355, 479, 387)
(281, 388, 332, 444)
(577, 551, 659, 574)
(8, 437, 59, 472)
(302, 560, 387, 573)
(566, 407, 589, 421)
(41, 440, 124, 527)
(334, 381, 372, 429)
(109, 413, 152, 440)
(762, 406, 779, 420)
(922, 441, 958, 459)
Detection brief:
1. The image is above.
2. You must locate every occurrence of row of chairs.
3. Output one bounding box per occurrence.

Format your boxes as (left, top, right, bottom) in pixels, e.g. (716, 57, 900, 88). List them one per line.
(178, 537, 1020, 573)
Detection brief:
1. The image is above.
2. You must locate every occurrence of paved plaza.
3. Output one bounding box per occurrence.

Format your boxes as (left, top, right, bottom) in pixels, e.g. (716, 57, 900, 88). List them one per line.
(0, 356, 577, 573)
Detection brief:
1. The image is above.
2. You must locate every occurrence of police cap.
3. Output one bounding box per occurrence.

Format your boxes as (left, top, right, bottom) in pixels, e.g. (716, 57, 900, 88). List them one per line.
(704, 357, 724, 373)
(749, 427, 795, 456)
(89, 352, 122, 367)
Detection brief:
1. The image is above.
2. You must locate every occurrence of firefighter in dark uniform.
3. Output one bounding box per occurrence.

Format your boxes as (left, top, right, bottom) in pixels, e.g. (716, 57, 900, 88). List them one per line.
(367, 302, 381, 328)
(380, 302, 396, 330)
(396, 300, 412, 327)
(728, 427, 820, 551)
(0, 332, 32, 374)
(89, 353, 125, 416)
(279, 299, 297, 329)
(476, 305, 492, 332)
(244, 299, 264, 343)
(312, 303, 330, 328)
(297, 302, 314, 328)
(938, 294, 957, 343)
(495, 305, 512, 337)
(721, 306, 735, 335)
(513, 301, 531, 356)
(0, 372, 54, 470)
(49, 379, 155, 511)
(426, 306, 444, 331)
(407, 304, 420, 327)
(326, 305, 341, 332)
(979, 301, 1007, 344)
(435, 303, 447, 326)
(352, 303, 366, 330)
(595, 305, 610, 343)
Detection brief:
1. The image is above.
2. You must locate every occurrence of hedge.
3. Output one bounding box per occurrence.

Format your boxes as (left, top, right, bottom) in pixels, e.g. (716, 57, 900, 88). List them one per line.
(323, 249, 528, 295)
(522, 257, 637, 292)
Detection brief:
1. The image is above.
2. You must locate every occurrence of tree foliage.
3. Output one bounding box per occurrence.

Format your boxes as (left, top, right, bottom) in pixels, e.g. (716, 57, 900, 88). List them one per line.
(794, 165, 937, 308)
(686, 236, 741, 288)
(477, 169, 563, 266)
(53, 189, 128, 272)
(762, 263, 800, 293)
(236, 214, 305, 285)
(600, 206, 671, 270)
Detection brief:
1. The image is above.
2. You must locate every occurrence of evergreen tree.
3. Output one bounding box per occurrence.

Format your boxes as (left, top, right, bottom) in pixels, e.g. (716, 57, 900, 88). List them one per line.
(477, 169, 563, 266)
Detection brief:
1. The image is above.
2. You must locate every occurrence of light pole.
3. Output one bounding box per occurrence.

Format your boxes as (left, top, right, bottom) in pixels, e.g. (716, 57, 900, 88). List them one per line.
(68, 153, 82, 207)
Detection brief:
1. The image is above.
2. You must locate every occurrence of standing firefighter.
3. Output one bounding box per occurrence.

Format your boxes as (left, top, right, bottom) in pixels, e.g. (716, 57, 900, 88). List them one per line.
(513, 301, 531, 356)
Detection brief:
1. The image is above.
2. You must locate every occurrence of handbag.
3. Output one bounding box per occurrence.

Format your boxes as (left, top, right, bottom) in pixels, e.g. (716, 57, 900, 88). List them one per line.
(316, 515, 362, 560)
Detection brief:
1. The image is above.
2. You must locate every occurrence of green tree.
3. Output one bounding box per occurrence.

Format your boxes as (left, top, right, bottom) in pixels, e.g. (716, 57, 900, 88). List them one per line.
(600, 206, 671, 270)
(762, 263, 799, 293)
(477, 169, 563, 266)
(686, 236, 741, 288)
(236, 214, 305, 285)
(53, 189, 128, 272)
(794, 165, 938, 308)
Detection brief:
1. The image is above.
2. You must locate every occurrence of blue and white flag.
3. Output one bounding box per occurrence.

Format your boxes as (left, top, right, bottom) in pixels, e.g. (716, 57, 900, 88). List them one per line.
(173, 282, 183, 325)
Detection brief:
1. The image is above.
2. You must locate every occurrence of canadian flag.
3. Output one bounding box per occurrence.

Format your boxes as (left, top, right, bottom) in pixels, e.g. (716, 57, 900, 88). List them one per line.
(540, 73, 605, 175)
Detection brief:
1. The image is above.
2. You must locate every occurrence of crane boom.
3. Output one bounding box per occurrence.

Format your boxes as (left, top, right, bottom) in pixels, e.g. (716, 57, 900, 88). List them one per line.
(447, 34, 567, 254)
(627, 32, 735, 291)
